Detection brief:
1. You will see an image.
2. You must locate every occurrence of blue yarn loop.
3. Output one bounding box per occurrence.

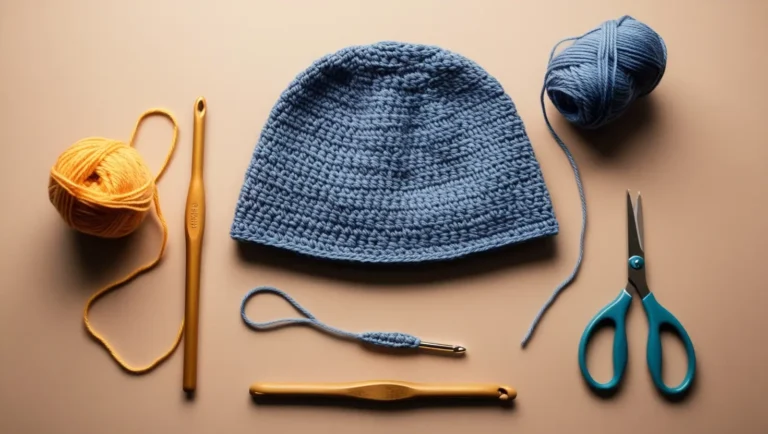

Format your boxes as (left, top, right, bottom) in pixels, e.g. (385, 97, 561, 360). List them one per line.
(240, 287, 421, 349)
(521, 16, 666, 347)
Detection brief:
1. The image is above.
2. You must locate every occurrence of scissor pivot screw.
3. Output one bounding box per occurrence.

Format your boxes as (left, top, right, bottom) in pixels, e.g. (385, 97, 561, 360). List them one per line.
(629, 255, 644, 269)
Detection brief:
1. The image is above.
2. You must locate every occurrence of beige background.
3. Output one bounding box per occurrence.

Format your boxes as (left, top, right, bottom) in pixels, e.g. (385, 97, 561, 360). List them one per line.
(1, 0, 767, 433)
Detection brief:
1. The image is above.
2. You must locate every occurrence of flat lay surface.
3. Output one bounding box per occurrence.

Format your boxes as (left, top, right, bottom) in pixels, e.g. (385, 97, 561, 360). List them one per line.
(1, 0, 766, 433)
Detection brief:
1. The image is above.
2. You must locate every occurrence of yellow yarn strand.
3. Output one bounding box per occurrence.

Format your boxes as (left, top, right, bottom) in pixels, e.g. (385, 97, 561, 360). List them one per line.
(48, 108, 184, 374)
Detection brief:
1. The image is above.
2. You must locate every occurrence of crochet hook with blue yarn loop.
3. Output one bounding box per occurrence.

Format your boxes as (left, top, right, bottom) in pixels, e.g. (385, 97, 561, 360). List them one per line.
(240, 286, 466, 355)
(578, 191, 696, 397)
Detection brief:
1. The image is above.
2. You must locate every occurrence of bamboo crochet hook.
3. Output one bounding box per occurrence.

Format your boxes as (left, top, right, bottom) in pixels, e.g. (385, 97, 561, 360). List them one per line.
(183, 97, 206, 394)
(249, 380, 516, 403)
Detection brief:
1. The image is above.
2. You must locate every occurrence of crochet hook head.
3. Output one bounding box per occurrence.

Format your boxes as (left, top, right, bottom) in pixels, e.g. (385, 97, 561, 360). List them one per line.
(418, 341, 466, 354)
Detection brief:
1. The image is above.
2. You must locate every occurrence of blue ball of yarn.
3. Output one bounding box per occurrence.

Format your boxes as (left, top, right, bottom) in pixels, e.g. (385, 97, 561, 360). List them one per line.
(544, 15, 667, 129)
(523, 16, 667, 347)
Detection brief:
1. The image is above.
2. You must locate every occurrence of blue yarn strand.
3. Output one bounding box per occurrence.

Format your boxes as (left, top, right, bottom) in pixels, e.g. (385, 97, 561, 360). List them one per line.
(240, 286, 421, 349)
(521, 16, 666, 347)
(520, 55, 588, 347)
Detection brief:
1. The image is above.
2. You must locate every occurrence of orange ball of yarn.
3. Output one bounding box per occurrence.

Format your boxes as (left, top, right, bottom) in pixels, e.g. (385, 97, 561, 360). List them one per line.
(48, 137, 156, 238)
(48, 109, 184, 376)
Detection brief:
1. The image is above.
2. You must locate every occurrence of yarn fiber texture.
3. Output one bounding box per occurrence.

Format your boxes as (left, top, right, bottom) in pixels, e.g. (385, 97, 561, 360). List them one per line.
(48, 109, 185, 374)
(543, 15, 667, 129)
(49, 140, 155, 238)
(49, 110, 176, 238)
(231, 41, 559, 263)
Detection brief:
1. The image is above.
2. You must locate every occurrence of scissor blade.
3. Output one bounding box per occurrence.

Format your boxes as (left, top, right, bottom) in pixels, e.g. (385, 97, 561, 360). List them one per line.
(635, 193, 644, 251)
(627, 190, 644, 258)
(626, 190, 650, 298)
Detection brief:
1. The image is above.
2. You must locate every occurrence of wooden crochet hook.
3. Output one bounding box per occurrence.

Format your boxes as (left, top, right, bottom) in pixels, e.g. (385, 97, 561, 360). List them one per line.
(183, 97, 206, 394)
(249, 380, 516, 403)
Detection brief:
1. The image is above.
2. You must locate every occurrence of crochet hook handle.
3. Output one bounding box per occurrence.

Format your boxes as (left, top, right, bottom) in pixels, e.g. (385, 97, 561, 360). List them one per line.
(249, 380, 516, 402)
(183, 97, 207, 394)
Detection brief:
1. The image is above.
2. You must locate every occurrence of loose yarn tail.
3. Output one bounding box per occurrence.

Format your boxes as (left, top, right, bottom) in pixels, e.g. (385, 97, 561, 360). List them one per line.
(76, 109, 185, 373)
(520, 78, 588, 348)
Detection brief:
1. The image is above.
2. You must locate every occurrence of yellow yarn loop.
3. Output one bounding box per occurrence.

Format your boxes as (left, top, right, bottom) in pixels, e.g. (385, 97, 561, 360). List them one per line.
(48, 108, 184, 374)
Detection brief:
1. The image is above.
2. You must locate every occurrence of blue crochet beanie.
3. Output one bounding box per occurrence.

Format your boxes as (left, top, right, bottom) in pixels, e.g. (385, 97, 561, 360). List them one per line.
(231, 41, 559, 263)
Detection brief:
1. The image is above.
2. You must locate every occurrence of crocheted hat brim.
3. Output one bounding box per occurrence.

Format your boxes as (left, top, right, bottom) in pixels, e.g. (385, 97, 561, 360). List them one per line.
(231, 218, 558, 263)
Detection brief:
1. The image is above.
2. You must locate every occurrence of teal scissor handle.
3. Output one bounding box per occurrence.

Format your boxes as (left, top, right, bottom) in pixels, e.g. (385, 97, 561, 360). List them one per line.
(641, 293, 696, 396)
(578, 289, 633, 392)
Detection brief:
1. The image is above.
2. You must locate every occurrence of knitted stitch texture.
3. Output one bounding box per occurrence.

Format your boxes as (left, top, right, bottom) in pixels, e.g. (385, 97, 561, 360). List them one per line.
(231, 41, 559, 263)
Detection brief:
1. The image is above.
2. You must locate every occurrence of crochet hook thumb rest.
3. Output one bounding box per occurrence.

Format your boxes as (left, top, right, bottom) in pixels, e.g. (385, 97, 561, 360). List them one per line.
(240, 287, 465, 354)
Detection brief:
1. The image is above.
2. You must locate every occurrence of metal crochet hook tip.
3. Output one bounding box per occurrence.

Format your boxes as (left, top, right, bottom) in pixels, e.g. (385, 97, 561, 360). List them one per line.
(418, 341, 466, 354)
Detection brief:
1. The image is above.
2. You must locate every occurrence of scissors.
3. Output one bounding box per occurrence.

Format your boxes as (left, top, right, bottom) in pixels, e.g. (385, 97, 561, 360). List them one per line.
(578, 191, 696, 397)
